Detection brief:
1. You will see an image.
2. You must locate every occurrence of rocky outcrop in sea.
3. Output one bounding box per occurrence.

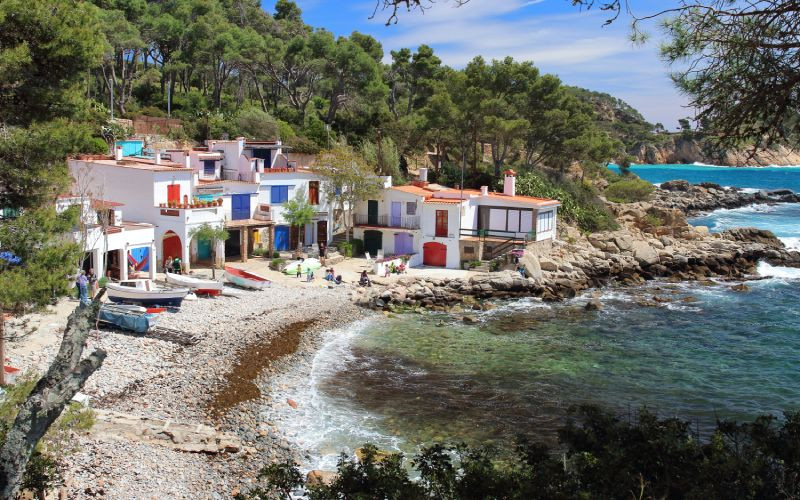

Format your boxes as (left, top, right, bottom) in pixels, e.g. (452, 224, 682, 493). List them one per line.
(630, 137, 800, 166)
(653, 179, 800, 213)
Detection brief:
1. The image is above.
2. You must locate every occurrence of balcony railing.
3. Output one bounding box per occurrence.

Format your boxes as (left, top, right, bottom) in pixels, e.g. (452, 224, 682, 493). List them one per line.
(354, 213, 420, 229)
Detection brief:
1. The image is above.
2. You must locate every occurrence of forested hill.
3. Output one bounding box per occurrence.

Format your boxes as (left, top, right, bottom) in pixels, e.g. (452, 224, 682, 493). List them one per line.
(566, 87, 663, 150)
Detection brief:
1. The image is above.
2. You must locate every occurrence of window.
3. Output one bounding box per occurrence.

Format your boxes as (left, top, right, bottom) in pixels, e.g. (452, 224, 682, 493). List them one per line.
(406, 202, 416, 215)
(167, 184, 180, 204)
(270, 185, 289, 204)
(202, 160, 215, 176)
(435, 210, 448, 237)
(538, 211, 554, 232)
(308, 181, 319, 205)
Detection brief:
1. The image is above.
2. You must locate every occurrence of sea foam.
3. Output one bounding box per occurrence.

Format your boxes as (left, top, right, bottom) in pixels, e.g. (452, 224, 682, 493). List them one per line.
(757, 261, 800, 279)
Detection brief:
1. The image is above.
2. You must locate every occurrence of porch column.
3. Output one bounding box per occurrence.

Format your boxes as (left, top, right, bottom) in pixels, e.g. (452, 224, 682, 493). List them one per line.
(149, 242, 156, 280)
(182, 239, 191, 273)
(92, 248, 102, 276)
(120, 249, 128, 281)
(241, 227, 249, 262)
(215, 240, 225, 269)
(268, 225, 275, 256)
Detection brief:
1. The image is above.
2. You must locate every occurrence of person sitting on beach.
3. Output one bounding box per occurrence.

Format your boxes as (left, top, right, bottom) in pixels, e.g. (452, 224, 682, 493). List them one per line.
(359, 270, 371, 287)
(164, 256, 172, 274)
(335, 275, 343, 285)
(172, 256, 182, 275)
(398, 262, 406, 274)
(324, 268, 334, 281)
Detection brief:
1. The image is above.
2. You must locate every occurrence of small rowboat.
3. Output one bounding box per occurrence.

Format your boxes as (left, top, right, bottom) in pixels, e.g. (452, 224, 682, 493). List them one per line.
(224, 266, 271, 290)
(98, 304, 159, 333)
(106, 279, 189, 307)
(165, 271, 224, 296)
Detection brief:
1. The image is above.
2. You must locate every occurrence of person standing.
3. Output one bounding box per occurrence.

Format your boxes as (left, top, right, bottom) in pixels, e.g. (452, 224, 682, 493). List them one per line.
(76, 270, 89, 305)
(87, 268, 98, 295)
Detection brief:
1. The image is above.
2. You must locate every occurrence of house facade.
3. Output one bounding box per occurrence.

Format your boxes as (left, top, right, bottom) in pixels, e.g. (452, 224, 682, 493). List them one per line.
(353, 169, 560, 269)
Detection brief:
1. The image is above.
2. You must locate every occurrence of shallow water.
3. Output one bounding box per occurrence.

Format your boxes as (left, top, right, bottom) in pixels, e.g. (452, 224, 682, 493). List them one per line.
(267, 164, 800, 471)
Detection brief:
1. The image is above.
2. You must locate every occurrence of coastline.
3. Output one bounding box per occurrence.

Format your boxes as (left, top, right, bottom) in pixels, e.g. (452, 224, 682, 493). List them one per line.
(5, 181, 799, 497)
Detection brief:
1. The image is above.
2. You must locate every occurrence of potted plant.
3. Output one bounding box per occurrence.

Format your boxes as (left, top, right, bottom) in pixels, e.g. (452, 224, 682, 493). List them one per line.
(217, 197, 223, 206)
(159, 202, 165, 208)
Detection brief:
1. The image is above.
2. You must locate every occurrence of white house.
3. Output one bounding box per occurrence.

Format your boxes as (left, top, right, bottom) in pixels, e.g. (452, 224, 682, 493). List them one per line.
(164, 137, 337, 258)
(68, 151, 226, 273)
(57, 195, 156, 281)
(353, 169, 560, 269)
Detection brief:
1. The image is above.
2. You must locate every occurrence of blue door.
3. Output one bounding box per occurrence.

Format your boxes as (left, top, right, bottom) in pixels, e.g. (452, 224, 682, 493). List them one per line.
(231, 194, 250, 220)
(274, 225, 290, 251)
(391, 202, 401, 227)
(394, 233, 413, 255)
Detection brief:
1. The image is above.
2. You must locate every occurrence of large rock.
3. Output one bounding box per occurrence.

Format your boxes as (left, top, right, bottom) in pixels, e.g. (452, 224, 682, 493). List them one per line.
(307, 470, 338, 486)
(631, 241, 660, 265)
(538, 257, 559, 272)
(519, 253, 542, 280)
(660, 179, 691, 192)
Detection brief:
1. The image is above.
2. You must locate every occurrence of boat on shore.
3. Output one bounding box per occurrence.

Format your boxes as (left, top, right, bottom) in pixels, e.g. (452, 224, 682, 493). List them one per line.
(98, 304, 158, 333)
(224, 266, 271, 290)
(106, 279, 189, 307)
(165, 272, 224, 296)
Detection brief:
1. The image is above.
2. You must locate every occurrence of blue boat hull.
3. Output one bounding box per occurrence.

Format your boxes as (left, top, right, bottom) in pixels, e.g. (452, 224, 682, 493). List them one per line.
(107, 295, 184, 307)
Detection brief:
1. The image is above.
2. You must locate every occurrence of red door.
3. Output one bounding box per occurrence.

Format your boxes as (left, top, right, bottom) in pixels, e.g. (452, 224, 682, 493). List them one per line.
(423, 242, 447, 267)
(167, 184, 180, 204)
(435, 210, 448, 237)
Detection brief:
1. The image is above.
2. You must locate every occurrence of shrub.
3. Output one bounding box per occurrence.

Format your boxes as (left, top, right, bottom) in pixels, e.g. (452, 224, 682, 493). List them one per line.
(98, 277, 108, 288)
(516, 171, 618, 233)
(604, 178, 654, 203)
(270, 258, 285, 270)
(272, 251, 280, 259)
(351, 238, 364, 256)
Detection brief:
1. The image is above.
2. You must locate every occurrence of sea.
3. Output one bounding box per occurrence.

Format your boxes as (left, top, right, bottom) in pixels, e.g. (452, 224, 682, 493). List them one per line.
(266, 163, 800, 471)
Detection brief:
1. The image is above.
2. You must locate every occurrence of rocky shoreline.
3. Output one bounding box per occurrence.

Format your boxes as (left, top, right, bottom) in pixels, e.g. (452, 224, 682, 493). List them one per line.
(6, 181, 799, 498)
(357, 182, 800, 309)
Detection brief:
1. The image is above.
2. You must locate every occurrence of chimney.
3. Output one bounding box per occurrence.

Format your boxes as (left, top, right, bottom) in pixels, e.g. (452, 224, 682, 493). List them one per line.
(154, 150, 162, 165)
(503, 169, 517, 197)
(480, 186, 489, 196)
(114, 145, 123, 161)
(184, 154, 191, 169)
(419, 168, 428, 182)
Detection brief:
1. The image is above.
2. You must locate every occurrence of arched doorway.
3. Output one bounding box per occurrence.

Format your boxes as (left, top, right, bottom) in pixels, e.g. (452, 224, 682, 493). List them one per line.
(423, 242, 447, 267)
(162, 230, 182, 268)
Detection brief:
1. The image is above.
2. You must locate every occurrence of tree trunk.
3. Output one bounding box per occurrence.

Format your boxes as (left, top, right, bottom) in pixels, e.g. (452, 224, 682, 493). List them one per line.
(0, 297, 107, 498)
(0, 314, 5, 387)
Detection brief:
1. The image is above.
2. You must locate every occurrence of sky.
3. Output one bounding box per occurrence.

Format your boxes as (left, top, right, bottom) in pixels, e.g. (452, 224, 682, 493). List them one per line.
(261, 0, 692, 128)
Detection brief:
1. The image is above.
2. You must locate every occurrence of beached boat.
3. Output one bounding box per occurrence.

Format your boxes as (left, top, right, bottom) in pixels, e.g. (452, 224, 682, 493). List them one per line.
(98, 304, 158, 333)
(165, 271, 224, 296)
(106, 279, 189, 307)
(224, 266, 271, 290)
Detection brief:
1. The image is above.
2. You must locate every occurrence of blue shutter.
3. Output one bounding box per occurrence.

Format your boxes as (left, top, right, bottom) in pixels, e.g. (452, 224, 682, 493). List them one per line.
(270, 186, 289, 203)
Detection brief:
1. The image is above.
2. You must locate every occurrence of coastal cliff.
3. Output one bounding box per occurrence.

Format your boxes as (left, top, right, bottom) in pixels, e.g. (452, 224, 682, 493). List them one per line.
(630, 137, 800, 166)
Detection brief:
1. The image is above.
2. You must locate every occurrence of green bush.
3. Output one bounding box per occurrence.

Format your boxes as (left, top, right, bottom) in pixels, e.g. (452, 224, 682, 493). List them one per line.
(351, 238, 364, 256)
(337, 241, 353, 257)
(272, 251, 280, 259)
(241, 406, 800, 500)
(270, 258, 285, 270)
(604, 178, 654, 203)
(98, 277, 108, 288)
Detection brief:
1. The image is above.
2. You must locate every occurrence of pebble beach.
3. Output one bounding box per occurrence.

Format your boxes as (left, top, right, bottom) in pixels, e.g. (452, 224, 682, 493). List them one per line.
(7, 281, 371, 498)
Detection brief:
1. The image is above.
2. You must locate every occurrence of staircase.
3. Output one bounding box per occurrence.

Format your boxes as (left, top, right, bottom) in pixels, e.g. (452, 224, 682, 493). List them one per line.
(331, 229, 354, 246)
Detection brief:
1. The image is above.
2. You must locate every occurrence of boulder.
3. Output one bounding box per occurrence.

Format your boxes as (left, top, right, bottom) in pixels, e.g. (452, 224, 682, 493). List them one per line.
(519, 253, 542, 280)
(613, 234, 634, 252)
(660, 179, 691, 192)
(731, 283, 750, 292)
(584, 299, 603, 311)
(538, 257, 559, 272)
(307, 470, 338, 487)
(631, 241, 660, 266)
(462, 315, 480, 324)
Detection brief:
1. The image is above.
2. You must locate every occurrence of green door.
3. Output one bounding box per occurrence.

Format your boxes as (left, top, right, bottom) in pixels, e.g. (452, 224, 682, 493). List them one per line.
(197, 239, 212, 260)
(363, 230, 382, 257)
(367, 200, 379, 225)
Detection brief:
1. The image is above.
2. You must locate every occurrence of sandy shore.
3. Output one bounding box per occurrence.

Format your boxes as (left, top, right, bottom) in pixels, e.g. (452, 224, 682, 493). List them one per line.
(7, 277, 372, 499)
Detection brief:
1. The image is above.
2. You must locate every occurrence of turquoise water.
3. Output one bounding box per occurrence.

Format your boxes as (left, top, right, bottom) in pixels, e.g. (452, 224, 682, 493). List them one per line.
(273, 165, 800, 470)
(609, 163, 800, 191)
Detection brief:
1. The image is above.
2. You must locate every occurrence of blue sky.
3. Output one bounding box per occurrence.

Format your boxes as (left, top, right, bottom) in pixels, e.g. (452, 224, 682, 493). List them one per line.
(261, 0, 691, 128)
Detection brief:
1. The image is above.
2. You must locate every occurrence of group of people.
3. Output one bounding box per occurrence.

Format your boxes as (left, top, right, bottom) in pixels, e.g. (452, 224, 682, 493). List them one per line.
(163, 256, 183, 275)
(75, 269, 98, 305)
(324, 268, 343, 285)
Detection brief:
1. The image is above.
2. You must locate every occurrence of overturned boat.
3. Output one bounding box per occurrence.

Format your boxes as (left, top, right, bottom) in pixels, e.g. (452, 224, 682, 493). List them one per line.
(165, 271, 224, 296)
(223, 266, 271, 290)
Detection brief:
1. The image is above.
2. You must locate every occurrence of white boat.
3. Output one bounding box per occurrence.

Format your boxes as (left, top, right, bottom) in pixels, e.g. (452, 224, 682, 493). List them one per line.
(165, 272, 224, 296)
(106, 279, 190, 307)
(223, 266, 271, 290)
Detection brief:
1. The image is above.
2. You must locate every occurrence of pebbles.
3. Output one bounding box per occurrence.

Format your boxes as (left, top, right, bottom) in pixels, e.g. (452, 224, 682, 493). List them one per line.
(10, 284, 366, 498)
